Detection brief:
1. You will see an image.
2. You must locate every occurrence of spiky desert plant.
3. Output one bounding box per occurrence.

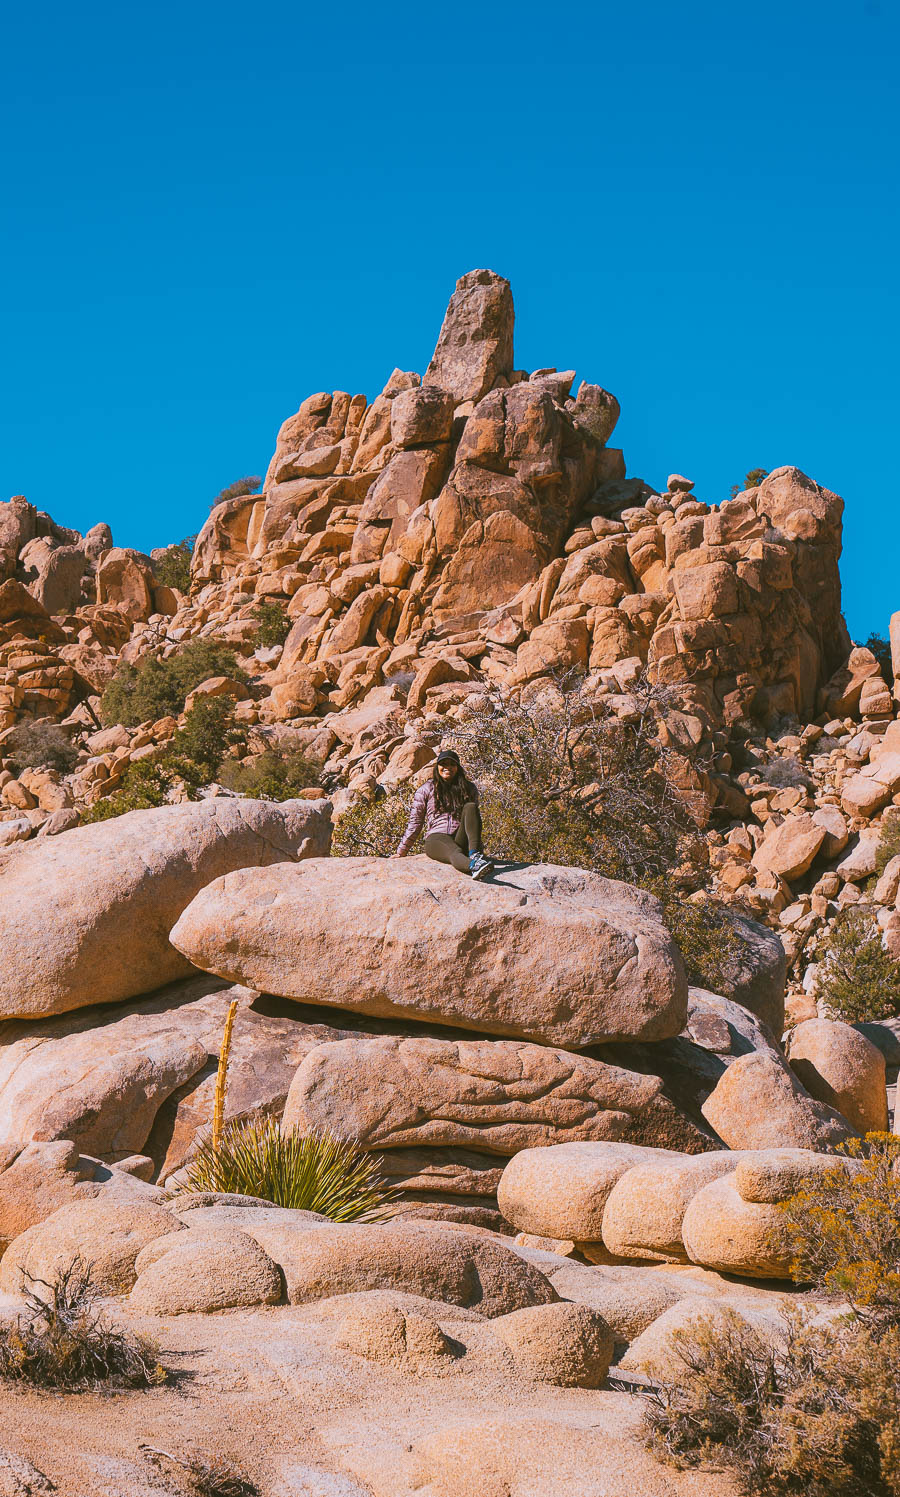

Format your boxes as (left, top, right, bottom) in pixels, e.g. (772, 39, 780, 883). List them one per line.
(183, 1116, 393, 1221)
(212, 999, 239, 1151)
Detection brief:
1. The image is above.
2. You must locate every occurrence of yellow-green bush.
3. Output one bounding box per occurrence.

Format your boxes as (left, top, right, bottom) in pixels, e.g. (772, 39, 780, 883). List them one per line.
(780, 1132, 900, 1327)
(815, 909, 900, 1022)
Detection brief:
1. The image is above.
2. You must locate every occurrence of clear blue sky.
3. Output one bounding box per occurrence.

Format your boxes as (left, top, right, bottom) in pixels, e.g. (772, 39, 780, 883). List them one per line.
(2, 0, 897, 641)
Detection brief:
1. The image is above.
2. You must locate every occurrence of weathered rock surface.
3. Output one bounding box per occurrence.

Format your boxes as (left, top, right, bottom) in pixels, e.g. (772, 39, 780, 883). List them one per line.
(232, 1219, 559, 1317)
(0, 1140, 168, 1249)
(0, 798, 332, 1020)
(497, 1141, 687, 1241)
(0, 1199, 179, 1295)
(600, 1151, 739, 1262)
(680, 1174, 794, 1278)
(130, 1227, 283, 1313)
(700, 1050, 858, 1150)
(424, 269, 515, 404)
(490, 1301, 614, 1387)
(786, 1017, 889, 1133)
(171, 859, 688, 1048)
(283, 1034, 709, 1154)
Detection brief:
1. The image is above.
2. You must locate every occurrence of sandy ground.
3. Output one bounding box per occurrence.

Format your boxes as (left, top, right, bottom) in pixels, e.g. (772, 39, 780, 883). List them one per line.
(0, 1292, 744, 1497)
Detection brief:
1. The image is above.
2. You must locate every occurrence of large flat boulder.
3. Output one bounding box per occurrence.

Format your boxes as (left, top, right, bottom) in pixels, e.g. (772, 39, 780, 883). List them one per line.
(170, 859, 688, 1048)
(0, 798, 332, 1020)
(283, 1034, 710, 1155)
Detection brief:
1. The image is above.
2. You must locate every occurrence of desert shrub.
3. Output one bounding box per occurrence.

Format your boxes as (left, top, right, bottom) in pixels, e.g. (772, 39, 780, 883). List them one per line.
(876, 808, 900, 877)
(4, 721, 78, 774)
(212, 476, 261, 509)
(166, 696, 243, 787)
(643, 1306, 900, 1497)
(183, 1117, 392, 1220)
(100, 639, 246, 728)
(648, 884, 746, 991)
(865, 633, 893, 686)
(217, 746, 320, 801)
(81, 698, 241, 822)
(251, 600, 291, 648)
(331, 783, 416, 857)
(780, 1133, 900, 1328)
(141, 1446, 258, 1497)
(154, 536, 197, 593)
(79, 760, 173, 822)
(0, 1259, 166, 1391)
(730, 467, 769, 499)
(445, 673, 709, 886)
(815, 908, 900, 1022)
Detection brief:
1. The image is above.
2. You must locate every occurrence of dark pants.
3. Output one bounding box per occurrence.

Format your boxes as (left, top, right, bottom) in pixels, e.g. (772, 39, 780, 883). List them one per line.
(424, 802, 482, 874)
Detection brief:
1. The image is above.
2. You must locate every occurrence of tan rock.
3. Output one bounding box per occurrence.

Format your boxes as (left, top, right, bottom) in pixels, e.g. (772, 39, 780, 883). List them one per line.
(0, 1199, 179, 1295)
(752, 812, 826, 881)
(336, 1304, 456, 1365)
(424, 268, 514, 403)
(491, 1301, 613, 1387)
(786, 1018, 888, 1133)
(170, 859, 688, 1049)
(390, 385, 455, 448)
(600, 1151, 738, 1262)
(680, 1175, 794, 1278)
(497, 1142, 686, 1241)
(0, 1140, 168, 1249)
(283, 1034, 703, 1155)
(250, 1219, 557, 1317)
(130, 1228, 282, 1313)
(674, 561, 738, 620)
(0, 797, 331, 1020)
(547, 1264, 687, 1340)
(95, 548, 155, 620)
(701, 1052, 857, 1150)
(732, 1147, 855, 1204)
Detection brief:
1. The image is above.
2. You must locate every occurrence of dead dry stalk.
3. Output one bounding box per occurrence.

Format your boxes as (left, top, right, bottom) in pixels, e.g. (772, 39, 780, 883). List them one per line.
(211, 999, 238, 1152)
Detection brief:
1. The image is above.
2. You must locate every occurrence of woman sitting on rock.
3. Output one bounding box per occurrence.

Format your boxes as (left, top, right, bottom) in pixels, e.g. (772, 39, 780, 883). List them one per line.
(393, 750, 494, 879)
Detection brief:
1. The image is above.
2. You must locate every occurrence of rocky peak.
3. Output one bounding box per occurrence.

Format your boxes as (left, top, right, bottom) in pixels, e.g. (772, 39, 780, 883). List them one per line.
(424, 267, 515, 403)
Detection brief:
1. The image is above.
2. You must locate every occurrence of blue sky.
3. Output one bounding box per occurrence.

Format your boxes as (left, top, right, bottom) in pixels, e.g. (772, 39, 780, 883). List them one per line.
(1, 0, 897, 640)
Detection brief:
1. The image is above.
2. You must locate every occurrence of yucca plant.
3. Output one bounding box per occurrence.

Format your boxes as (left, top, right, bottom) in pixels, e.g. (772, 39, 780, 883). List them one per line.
(183, 1115, 393, 1221)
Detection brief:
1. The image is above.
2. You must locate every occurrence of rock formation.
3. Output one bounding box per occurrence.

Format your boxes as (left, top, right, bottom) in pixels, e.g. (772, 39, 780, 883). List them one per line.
(0, 269, 896, 1496)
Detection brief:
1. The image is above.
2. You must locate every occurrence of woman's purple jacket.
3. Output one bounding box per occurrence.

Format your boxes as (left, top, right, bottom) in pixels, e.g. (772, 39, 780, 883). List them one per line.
(396, 780, 479, 855)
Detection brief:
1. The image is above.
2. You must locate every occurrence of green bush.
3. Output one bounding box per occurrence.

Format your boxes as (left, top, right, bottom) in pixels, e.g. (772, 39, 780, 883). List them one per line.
(643, 1305, 900, 1497)
(730, 467, 769, 499)
(252, 600, 291, 648)
(99, 639, 246, 728)
(0, 1259, 165, 1390)
(444, 674, 709, 887)
(865, 633, 893, 686)
(815, 908, 900, 1022)
(876, 809, 900, 876)
(80, 760, 173, 822)
(646, 883, 745, 992)
(4, 721, 78, 775)
(212, 476, 261, 509)
(183, 1117, 392, 1220)
(217, 746, 320, 801)
(154, 536, 197, 593)
(332, 784, 415, 857)
(166, 696, 243, 787)
(81, 698, 241, 822)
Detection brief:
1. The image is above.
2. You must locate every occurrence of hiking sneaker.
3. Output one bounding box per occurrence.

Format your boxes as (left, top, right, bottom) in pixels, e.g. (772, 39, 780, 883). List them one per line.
(469, 851, 494, 881)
